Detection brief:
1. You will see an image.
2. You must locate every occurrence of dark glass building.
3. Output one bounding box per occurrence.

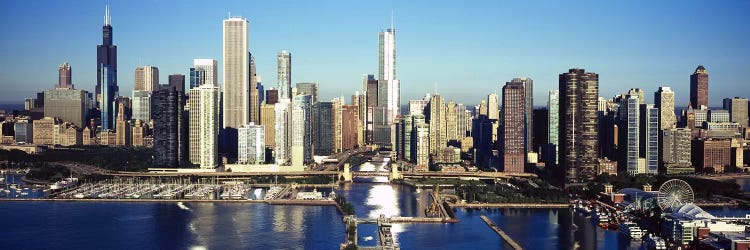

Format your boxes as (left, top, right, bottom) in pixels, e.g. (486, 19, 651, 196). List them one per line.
(152, 87, 187, 167)
(559, 68, 599, 183)
(96, 6, 118, 129)
(314, 102, 334, 155)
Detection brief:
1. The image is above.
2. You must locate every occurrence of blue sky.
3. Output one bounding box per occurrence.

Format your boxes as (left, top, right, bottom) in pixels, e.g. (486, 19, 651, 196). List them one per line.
(1, 0, 749, 107)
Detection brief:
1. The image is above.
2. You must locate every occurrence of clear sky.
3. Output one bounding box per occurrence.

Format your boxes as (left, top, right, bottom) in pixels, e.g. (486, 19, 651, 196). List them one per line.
(1, 0, 749, 107)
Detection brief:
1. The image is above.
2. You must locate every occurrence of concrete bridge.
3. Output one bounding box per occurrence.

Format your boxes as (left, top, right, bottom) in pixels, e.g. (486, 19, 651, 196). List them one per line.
(341, 163, 402, 182)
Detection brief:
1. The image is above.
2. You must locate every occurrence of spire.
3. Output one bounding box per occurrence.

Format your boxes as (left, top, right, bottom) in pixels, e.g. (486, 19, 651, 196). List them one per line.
(390, 10, 394, 30)
(104, 5, 111, 26)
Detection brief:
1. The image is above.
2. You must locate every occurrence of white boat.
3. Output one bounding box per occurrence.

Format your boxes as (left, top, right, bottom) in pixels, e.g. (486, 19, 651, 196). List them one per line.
(50, 178, 78, 190)
(619, 222, 643, 239)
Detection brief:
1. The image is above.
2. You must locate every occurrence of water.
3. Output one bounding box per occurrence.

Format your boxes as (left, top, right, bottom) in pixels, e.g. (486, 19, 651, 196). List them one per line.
(0, 163, 643, 249)
(1, 174, 47, 199)
(0, 202, 345, 249)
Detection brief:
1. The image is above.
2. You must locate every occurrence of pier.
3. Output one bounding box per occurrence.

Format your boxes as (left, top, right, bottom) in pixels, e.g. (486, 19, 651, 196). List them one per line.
(480, 215, 523, 250)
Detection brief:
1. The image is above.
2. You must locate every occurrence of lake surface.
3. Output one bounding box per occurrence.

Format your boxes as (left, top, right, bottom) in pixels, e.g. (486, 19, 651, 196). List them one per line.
(0, 163, 674, 249)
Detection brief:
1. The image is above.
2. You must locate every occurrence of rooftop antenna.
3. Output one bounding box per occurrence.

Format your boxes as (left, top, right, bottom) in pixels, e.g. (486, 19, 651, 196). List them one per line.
(390, 10, 394, 30)
(228, 11, 231, 18)
(104, 5, 111, 26)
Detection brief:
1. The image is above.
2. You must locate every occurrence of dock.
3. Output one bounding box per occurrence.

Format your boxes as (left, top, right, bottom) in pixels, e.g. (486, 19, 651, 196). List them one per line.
(480, 215, 523, 250)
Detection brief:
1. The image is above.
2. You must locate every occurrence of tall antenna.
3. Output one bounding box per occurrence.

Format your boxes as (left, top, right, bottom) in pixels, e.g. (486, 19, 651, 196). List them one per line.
(390, 10, 394, 30)
(104, 5, 111, 26)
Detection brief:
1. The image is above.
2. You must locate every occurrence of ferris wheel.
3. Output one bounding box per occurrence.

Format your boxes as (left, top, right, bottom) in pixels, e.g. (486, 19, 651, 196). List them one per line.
(657, 179, 695, 211)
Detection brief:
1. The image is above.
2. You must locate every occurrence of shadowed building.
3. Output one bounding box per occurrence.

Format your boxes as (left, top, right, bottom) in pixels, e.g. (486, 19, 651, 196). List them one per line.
(342, 105, 360, 150)
(501, 81, 526, 173)
(314, 102, 333, 155)
(168, 74, 185, 93)
(559, 68, 599, 183)
(58, 62, 72, 89)
(690, 65, 709, 109)
(152, 87, 186, 167)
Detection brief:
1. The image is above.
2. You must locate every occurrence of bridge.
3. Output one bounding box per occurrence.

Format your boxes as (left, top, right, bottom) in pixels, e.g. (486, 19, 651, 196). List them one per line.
(109, 159, 535, 183)
(351, 171, 391, 177)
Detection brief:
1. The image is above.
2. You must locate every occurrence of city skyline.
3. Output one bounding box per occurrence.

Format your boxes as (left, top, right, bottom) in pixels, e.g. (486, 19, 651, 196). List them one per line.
(2, 1, 749, 106)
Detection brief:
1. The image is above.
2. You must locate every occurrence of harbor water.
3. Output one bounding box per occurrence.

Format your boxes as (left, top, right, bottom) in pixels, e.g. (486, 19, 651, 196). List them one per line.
(6, 164, 744, 249)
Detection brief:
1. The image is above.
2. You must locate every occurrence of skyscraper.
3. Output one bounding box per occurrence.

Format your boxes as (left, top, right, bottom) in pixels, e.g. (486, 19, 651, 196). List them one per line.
(296, 83, 319, 103)
(260, 103, 276, 148)
(378, 25, 400, 131)
(265, 89, 279, 105)
(238, 123, 265, 165)
(510, 77, 534, 152)
(487, 93, 499, 142)
(96, 6, 118, 115)
(445, 101, 458, 142)
(502, 81, 526, 173)
(131, 90, 151, 122)
(44, 88, 87, 129)
(641, 104, 659, 174)
(274, 99, 292, 165)
(342, 105, 360, 150)
(655, 87, 676, 130)
(662, 128, 693, 173)
(314, 102, 334, 155)
(548, 90, 559, 165)
(223, 16, 250, 142)
(58, 62, 72, 89)
(690, 65, 709, 109)
(333, 97, 345, 153)
(365, 75, 378, 144)
(378, 27, 396, 84)
(292, 95, 313, 164)
(249, 53, 260, 124)
(429, 94, 446, 155)
(100, 64, 115, 130)
(115, 102, 130, 146)
(415, 122, 430, 170)
(134, 66, 159, 91)
(623, 95, 640, 174)
(188, 85, 219, 169)
(168, 74, 185, 93)
(723, 97, 749, 128)
(277, 51, 292, 99)
(153, 87, 186, 167)
(190, 59, 218, 89)
(559, 68, 599, 182)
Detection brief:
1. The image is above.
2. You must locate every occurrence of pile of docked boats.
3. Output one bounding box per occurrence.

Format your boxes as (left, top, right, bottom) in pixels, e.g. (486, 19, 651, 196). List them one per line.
(572, 200, 622, 230)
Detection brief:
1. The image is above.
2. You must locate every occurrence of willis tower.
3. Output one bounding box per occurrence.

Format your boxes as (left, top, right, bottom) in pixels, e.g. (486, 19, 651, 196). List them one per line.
(96, 5, 118, 130)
